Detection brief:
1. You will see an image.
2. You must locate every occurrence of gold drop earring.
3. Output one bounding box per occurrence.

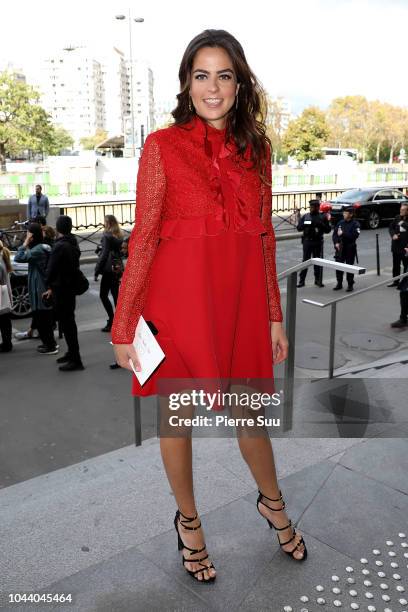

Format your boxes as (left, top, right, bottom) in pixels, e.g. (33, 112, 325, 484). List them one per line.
(188, 96, 193, 112)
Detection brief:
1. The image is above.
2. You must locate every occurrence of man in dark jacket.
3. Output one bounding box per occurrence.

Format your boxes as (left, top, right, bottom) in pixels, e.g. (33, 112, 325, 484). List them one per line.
(44, 215, 85, 371)
(297, 199, 331, 288)
(333, 206, 361, 292)
(388, 204, 408, 287)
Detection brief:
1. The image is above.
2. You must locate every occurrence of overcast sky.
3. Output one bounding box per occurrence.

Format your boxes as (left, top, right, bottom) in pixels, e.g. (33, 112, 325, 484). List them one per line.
(2, 0, 407, 113)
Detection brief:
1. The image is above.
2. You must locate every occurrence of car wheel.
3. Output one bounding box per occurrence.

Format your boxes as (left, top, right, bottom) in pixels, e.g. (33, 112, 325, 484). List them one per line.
(10, 283, 32, 318)
(368, 210, 380, 230)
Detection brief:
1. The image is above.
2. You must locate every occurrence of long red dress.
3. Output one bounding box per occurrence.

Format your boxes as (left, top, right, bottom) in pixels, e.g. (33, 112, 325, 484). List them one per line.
(111, 116, 282, 408)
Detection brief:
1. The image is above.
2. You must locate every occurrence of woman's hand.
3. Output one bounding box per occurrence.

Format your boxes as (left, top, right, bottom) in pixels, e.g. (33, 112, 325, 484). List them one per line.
(113, 343, 142, 373)
(270, 321, 289, 365)
(23, 232, 33, 248)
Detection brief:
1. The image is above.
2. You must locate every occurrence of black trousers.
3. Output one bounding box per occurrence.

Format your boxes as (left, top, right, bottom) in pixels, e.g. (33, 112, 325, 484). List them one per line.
(392, 251, 408, 280)
(32, 309, 56, 349)
(299, 241, 323, 282)
(99, 271, 120, 321)
(335, 245, 357, 287)
(401, 292, 408, 321)
(55, 289, 81, 362)
(0, 312, 12, 348)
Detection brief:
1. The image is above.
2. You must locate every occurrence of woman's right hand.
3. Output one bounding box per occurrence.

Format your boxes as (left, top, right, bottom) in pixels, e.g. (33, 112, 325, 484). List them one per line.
(113, 343, 142, 373)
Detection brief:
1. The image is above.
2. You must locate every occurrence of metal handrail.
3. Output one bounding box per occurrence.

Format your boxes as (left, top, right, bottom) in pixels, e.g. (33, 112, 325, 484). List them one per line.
(302, 270, 408, 379)
(277, 257, 366, 432)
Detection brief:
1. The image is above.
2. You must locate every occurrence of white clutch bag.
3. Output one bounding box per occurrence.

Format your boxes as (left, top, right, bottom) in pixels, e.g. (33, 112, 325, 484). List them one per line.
(129, 315, 165, 385)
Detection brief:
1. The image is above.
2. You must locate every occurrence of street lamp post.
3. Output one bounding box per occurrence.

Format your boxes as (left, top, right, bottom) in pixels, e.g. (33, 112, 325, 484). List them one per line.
(115, 13, 144, 157)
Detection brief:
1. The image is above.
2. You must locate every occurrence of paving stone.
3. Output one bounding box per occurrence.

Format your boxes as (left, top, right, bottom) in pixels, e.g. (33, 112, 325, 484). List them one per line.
(300, 463, 408, 561)
(338, 437, 408, 493)
(136, 497, 276, 610)
(238, 532, 408, 611)
(0, 547, 210, 612)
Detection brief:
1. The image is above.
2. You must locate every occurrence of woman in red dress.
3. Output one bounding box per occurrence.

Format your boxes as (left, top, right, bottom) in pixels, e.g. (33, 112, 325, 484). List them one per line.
(112, 29, 307, 582)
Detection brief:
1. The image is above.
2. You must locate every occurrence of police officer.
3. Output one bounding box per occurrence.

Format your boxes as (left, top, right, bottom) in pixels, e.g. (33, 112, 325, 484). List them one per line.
(333, 206, 361, 292)
(297, 198, 331, 288)
(388, 203, 408, 287)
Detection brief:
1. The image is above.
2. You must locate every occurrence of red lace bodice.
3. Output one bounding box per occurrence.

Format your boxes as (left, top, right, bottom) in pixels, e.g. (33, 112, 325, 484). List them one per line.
(111, 116, 282, 344)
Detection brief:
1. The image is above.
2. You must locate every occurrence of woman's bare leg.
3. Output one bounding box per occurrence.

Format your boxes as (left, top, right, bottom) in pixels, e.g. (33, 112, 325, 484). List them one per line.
(237, 433, 305, 559)
(158, 393, 216, 580)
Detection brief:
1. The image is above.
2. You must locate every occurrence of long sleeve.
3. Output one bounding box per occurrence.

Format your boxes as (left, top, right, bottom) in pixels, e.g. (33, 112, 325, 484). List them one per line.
(111, 133, 166, 344)
(27, 197, 32, 220)
(14, 245, 32, 263)
(261, 149, 283, 322)
(94, 234, 110, 276)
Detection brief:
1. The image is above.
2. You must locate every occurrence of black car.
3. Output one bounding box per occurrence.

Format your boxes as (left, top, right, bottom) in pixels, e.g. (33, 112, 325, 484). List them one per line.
(324, 188, 408, 229)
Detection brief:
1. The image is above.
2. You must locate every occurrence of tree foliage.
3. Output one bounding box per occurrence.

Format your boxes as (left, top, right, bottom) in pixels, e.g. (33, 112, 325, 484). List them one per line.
(0, 71, 74, 172)
(282, 107, 330, 161)
(282, 95, 408, 164)
(79, 128, 108, 150)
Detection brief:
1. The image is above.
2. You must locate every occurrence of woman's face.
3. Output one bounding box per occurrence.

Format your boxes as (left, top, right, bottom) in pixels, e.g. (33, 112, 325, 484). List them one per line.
(189, 46, 239, 130)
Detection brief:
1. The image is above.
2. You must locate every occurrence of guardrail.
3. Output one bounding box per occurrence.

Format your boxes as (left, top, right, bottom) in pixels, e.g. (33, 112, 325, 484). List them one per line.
(277, 257, 366, 432)
(302, 270, 408, 379)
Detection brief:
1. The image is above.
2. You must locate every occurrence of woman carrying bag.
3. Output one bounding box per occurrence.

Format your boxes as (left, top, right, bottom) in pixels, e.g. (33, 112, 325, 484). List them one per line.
(94, 215, 124, 333)
(0, 240, 13, 352)
(111, 30, 306, 583)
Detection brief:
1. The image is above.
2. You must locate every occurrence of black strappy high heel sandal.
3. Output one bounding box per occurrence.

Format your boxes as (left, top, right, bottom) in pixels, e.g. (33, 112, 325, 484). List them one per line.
(256, 489, 308, 562)
(174, 509, 216, 582)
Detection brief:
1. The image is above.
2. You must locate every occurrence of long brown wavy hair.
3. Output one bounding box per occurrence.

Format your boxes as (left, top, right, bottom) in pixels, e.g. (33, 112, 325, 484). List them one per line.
(104, 215, 124, 239)
(171, 29, 271, 183)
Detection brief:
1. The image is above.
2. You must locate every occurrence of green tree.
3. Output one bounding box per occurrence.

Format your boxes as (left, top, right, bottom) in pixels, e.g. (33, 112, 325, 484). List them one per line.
(326, 95, 370, 157)
(282, 107, 329, 162)
(382, 103, 408, 164)
(42, 125, 74, 155)
(79, 128, 108, 150)
(0, 71, 63, 172)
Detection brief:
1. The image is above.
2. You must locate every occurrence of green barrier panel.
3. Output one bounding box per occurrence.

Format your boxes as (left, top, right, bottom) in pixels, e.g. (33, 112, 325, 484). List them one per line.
(119, 182, 130, 193)
(69, 183, 81, 196)
(96, 182, 108, 195)
(47, 185, 60, 196)
(20, 185, 30, 197)
(26, 174, 34, 184)
(10, 175, 19, 184)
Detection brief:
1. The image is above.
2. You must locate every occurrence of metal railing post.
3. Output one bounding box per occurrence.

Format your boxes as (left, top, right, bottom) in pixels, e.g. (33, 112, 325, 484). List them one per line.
(283, 271, 298, 431)
(133, 396, 142, 446)
(328, 302, 337, 379)
(376, 233, 380, 276)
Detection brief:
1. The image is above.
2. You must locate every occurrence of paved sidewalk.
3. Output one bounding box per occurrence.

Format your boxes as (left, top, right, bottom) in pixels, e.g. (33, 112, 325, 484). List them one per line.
(1, 428, 407, 611)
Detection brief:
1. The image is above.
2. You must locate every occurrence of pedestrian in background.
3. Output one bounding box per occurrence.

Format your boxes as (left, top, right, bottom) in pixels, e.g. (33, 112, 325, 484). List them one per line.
(388, 203, 408, 287)
(94, 215, 124, 333)
(333, 206, 361, 292)
(44, 215, 85, 371)
(109, 235, 130, 370)
(14, 223, 57, 355)
(36, 215, 57, 247)
(0, 240, 13, 352)
(391, 247, 408, 328)
(27, 185, 50, 222)
(296, 198, 331, 288)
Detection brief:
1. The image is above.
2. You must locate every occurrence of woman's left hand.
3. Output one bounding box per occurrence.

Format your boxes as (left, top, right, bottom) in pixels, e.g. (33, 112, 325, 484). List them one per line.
(270, 321, 289, 365)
